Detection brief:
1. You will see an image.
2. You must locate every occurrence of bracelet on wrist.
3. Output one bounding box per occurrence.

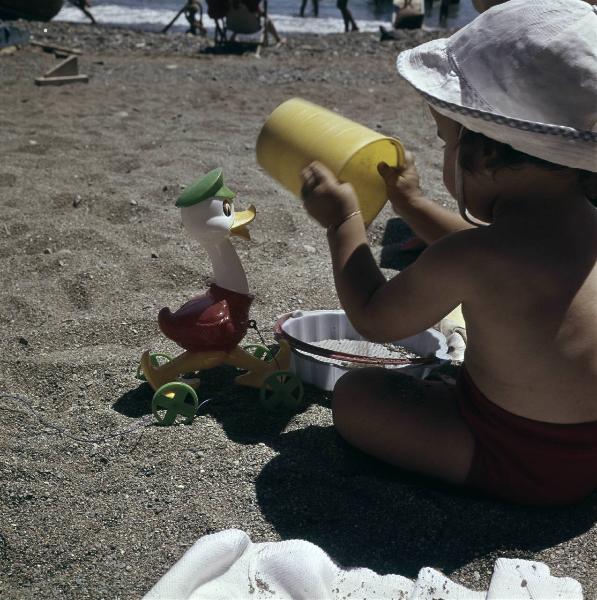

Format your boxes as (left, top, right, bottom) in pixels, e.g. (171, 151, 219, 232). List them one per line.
(326, 209, 362, 235)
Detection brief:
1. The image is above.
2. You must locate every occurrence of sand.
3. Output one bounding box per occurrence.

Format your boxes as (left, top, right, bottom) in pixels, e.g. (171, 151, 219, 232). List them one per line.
(1, 20, 595, 599)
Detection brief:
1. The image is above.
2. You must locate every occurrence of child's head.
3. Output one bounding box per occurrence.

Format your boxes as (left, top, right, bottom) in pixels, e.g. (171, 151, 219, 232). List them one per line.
(430, 106, 597, 225)
(396, 0, 596, 219)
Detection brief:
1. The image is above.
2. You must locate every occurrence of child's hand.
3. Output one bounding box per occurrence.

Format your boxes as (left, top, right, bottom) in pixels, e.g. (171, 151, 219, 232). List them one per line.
(378, 152, 424, 215)
(300, 161, 360, 229)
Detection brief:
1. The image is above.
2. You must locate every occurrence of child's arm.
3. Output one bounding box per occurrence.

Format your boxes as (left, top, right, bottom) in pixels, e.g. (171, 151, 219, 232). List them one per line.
(301, 162, 470, 341)
(378, 156, 473, 244)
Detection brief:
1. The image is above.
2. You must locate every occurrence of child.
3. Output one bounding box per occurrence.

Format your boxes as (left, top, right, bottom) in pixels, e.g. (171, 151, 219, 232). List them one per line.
(300, 0, 597, 506)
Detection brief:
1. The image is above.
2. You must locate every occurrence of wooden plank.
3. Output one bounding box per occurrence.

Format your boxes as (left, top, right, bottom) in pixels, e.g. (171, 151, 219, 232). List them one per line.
(30, 41, 82, 56)
(34, 75, 89, 86)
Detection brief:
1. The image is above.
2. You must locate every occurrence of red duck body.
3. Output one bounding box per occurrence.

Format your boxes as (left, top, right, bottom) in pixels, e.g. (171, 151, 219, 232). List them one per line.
(158, 283, 254, 352)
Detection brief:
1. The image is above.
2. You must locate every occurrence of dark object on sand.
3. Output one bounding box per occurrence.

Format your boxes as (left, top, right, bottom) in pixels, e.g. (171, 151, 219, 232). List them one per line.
(31, 40, 82, 55)
(0, 0, 64, 21)
(379, 0, 423, 40)
(393, 1, 424, 29)
(0, 22, 30, 48)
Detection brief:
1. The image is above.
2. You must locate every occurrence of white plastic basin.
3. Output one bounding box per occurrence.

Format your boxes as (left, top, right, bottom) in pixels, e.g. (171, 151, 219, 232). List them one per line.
(275, 309, 451, 391)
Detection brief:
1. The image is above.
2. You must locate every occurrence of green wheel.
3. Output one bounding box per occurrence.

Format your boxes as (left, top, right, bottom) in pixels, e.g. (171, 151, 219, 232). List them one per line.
(259, 370, 304, 411)
(152, 382, 199, 426)
(136, 352, 173, 381)
(243, 344, 274, 362)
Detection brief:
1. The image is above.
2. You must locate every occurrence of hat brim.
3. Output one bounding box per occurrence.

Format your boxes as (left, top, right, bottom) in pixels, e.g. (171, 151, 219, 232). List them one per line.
(175, 182, 236, 207)
(397, 43, 597, 172)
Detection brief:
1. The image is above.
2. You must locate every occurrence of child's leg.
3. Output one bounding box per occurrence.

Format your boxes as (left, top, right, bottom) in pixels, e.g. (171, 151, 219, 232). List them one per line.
(332, 368, 475, 483)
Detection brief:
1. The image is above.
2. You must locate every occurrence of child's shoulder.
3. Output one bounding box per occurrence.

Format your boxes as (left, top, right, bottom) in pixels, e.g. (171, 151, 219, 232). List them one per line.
(413, 226, 502, 293)
(432, 225, 499, 264)
(428, 224, 536, 286)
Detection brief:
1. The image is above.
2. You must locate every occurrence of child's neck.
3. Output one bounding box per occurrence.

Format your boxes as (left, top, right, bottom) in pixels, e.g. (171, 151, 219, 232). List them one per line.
(491, 169, 589, 222)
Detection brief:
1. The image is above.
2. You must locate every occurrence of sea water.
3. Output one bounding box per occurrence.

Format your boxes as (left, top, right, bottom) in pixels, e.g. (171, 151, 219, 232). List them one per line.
(56, 0, 479, 34)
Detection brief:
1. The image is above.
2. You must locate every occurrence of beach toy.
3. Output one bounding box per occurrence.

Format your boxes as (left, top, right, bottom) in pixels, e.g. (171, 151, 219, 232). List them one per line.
(138, 168, 303, 425)
(152, 382, 199, 426)
(256, 97, 405, 226)
(274, 310, 451, 391)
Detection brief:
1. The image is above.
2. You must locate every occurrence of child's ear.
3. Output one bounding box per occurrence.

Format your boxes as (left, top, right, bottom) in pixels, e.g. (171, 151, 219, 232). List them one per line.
(461, 133, 494, 174)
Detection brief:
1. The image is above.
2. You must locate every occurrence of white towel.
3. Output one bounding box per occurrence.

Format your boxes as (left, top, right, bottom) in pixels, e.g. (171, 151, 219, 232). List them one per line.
(143, 529, 582, 600)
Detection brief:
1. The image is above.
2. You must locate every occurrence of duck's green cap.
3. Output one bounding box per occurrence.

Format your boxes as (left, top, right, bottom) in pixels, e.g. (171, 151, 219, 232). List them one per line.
(175, 168, 235, 208)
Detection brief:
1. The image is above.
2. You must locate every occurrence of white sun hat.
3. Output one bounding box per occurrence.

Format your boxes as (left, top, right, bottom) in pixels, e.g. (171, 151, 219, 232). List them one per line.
(396, 0, 597, 172)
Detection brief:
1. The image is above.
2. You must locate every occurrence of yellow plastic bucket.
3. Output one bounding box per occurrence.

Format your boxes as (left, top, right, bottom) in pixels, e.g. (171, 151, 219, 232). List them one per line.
(256, 98, 405, 227)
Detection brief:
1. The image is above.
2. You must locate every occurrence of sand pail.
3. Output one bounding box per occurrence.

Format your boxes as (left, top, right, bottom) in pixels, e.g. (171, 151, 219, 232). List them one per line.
(256, 98, 405, 227)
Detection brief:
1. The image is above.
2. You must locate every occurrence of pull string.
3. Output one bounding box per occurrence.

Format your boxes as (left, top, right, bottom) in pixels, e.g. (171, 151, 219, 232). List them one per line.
(0, 392, 154, 446)
(247, 319, 281, 370)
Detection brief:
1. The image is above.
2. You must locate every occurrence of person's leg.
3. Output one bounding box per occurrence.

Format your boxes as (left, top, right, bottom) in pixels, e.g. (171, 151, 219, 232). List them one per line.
(346, 7, 358, 31)
(83, 7, 97, 23)
(313, 0, 319, 17)
(265, 18, 284, 43)
(300, 0, 307, 16)
(332, 368, 475, 483)
(439, 0, 449, 23)
(337, 0, 349, 31)
(197, 3, 207, 35)
(342, 12, 349, 31)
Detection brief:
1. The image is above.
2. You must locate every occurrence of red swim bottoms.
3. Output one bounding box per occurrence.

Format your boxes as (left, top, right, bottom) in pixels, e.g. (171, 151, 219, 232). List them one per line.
(456, 367, 597, 506)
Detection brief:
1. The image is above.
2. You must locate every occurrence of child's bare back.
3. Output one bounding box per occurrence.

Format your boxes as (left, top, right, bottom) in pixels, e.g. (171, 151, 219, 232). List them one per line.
(445, 182, 597, 424)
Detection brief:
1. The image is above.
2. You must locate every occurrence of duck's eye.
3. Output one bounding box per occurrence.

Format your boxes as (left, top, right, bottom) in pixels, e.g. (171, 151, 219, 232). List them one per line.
(222, 200, 232, 217)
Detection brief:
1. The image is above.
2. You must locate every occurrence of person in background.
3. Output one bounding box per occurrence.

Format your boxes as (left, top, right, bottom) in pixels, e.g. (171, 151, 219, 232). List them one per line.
(395, 0, 424, 29)
(69, 0, 96, 24)
(208, 0, 284, 45)
(184, 0, 207, 35)
(244, 0, 285, 44)
(380, 0, 424, 41)
(337, 0, 359, 31)
(300, 0, 319, 17)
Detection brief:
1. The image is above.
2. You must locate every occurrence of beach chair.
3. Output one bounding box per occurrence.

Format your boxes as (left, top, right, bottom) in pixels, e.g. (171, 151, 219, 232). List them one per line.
(207, 0, 271, 53)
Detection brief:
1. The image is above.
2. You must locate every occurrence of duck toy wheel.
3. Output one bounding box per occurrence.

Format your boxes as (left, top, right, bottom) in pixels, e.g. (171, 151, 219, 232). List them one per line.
(152, 382, 199, 426)
(259, 370, 304, 411)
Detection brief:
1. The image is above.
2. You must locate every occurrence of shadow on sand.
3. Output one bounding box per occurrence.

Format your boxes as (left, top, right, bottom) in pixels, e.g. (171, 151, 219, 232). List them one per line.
(112, 359, 319, 440)
(200, 41, 261, 56)
(114, 368, 596, 581)
(379, 216, 426, 271)
(253, 423, 597, 578)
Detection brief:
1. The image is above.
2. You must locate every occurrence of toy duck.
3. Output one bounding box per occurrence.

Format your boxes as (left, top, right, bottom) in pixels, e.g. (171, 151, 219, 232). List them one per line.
(140, 168, 290, 392)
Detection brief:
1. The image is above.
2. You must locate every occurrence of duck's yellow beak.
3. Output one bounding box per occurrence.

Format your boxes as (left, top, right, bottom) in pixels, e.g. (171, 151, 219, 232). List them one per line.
(230, 204, 256, 240)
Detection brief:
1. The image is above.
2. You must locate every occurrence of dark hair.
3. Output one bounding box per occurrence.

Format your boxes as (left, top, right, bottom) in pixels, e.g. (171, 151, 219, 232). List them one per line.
(458, 129, 597, 205)
(458, 129, 564, 173)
